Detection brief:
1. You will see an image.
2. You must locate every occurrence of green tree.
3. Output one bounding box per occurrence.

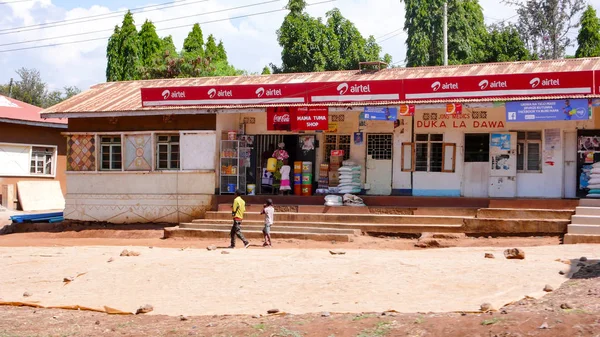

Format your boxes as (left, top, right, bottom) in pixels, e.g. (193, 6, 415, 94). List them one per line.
(261, 66, 271, 75)
(106, 26, 122, 82)
(161, 36, 177, 56)
(138, 20, 162, 67)
(447, 0, 487, 64)
(575, 5, 600, 58)
(505, 0, 586, 59)
(43, 86, 81, 108)
(216, 40, 228, 62)
(204, 34, 219, 60)
(483, 23, 530, 62)
(0, 68, 81, 108)
(183, 23, 204, 56)
(400, 0, 444, 66)
(118, 11, 140, 80)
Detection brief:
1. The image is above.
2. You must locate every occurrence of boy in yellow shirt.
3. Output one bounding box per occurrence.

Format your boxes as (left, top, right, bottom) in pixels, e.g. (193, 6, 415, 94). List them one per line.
(229, 189, 250, 249)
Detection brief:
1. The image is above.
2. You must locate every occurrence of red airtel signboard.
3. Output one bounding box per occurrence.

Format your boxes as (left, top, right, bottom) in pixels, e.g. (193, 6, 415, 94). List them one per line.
(141, 84, 307, 107)
(595, 70, 600, 95)
(306, 80, 403, 103)
(404, 71, 594, 100)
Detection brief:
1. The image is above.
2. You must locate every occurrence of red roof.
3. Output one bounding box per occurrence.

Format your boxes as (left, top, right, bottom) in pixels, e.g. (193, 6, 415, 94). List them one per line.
(0, 95, 67, 127)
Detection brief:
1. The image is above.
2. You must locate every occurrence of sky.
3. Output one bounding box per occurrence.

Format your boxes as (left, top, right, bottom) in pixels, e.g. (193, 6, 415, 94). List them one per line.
(0, 0, 597, 92)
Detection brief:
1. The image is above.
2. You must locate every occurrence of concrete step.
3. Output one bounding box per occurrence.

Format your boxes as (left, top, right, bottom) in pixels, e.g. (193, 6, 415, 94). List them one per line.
(564, 233, 600, 244)
(579, 199, 600, 207)
(476, 208, 574, 220)
(180, 223, 360, 236)
(567, 224, 600, 235)
(463, 218, 569, 234)
(163, 226, 352, 242)
(571, 215, 600, 225)
(202, 212, 467, 225)
(192, 219, 462, 234)
(575, 206, 600, 216)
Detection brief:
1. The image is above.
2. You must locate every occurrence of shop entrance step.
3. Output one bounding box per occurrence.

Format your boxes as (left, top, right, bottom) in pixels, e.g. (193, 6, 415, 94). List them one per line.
(164, 226, 353, 242)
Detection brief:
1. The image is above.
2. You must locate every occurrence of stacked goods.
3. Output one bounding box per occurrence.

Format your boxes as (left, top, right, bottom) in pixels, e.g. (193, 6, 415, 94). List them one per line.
(586, 162, 600, 198)
(301, 161, 313, 196)
(318, 164, 329, 189)
(329, 150, 344, 187)
(338, 160, 362, 194)
(293, 161, 303, 195)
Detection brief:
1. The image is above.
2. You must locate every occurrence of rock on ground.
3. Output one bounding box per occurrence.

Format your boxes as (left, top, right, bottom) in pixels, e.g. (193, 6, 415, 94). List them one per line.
(504, 248, 525, 260)
(136, 304, 153, 314)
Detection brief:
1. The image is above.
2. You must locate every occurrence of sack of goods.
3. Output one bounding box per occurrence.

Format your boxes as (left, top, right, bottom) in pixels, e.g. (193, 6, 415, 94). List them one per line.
(338, 161, 362, 194)
(324, 194, 343, 206)
(343, 193, 365, 207)
(587, 162, 600, 198)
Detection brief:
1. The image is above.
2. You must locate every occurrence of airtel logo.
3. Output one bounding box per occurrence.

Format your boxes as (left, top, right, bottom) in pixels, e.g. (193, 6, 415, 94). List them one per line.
(162, 89, 185, 99)
(208, 88, 217, 98)
(208, 88, 233, 98)
(255, 87, 265, 98)
(256, 87, 282, 98)
(337, 83, 349, 95)
(431, 81, 459, 91)
(530, 77, 560, 88)
(478, 79, 507, 90)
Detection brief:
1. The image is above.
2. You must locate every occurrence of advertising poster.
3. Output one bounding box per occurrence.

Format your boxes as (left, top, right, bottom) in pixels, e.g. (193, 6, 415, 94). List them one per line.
(491, 133, 511, 150)
(398, 104, 415, 116)
(354, 132, 364, 145)
(445, 103, 463, 115)
(363, 107, 398, 121)
(267, 107, 292, 131)
(506, 99, 590, 122)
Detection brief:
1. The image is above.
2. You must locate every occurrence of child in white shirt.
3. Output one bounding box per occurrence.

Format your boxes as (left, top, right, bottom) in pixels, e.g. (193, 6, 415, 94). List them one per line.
(261, 199, 274, 247)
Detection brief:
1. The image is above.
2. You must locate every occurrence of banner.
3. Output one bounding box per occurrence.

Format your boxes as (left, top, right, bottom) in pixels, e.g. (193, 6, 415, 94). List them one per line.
(363, 107, 398, 121)
(506, 99, 591, 122)
(445, 103, 462, 115)
(399, 104, 415, 116)
(267, 107, 292, 131)
(292, 107, 328, 131)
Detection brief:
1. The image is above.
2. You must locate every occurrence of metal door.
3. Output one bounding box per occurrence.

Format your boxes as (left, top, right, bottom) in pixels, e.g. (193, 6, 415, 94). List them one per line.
(488, 132, 517, 198)
(564, 131, 576, 198)
(366, 134, 393, 195)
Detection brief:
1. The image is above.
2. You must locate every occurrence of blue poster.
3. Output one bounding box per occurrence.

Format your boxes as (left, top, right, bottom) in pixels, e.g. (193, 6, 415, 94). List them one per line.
(491, 134, 511, 150)
(363, 107, 398, 121)
(506, 99, 590, 122)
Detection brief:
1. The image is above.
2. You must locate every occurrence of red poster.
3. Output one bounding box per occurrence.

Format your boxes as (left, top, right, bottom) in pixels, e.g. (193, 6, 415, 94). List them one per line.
(292, 107, 329, 131)
(267, 107, 292, 131)
(445, 103, 462, 115)
(399, 104, 415, 116)
(595, 70, 600, 95)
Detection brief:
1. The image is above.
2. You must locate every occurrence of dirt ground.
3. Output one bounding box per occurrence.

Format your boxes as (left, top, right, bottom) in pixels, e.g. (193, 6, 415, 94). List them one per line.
(0, 229, 598, 336)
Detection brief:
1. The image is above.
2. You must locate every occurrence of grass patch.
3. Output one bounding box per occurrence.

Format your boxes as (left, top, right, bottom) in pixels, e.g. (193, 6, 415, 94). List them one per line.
(562, 308, 590, 314)
(279, 327, 303, 337)
(352, 314, 377, 321)
(357, 322, 392, 337)
(414, 316, 425, 324)
(252, 323, 266, 330)
(481, 317, 502, 326)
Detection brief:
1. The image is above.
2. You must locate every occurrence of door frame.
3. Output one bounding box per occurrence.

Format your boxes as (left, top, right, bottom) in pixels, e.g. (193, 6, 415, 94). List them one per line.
(365, 133, 394, 195)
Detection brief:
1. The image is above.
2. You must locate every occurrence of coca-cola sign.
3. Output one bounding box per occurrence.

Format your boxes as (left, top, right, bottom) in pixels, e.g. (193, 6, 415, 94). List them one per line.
(267, 107, 292, 131)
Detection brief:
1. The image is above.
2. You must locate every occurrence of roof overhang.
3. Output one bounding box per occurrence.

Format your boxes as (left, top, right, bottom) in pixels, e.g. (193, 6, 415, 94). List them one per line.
(0, 117, 68, 129)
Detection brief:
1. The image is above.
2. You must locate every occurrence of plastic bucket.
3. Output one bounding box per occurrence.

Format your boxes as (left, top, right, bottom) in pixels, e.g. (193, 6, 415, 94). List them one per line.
(227, 183, 237, 193)
(294, 161, 303, 173)
(266, 157, 277, 172)
(227, 131, 237, 140)
(246, 184, 256, 196)
(302, 161, 313, 173)
(294, 173, 302, 184)
(301, 185, 313, 196)
(302, 173, 313, 185)
(294, 184, 302, 195)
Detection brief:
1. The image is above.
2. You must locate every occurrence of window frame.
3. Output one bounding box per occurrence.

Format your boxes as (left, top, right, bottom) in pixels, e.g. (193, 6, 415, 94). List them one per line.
(30, 146, 56, 176)
(517, 131, 542, 173)
(156, 134, 181, 171)
(0, 142, 57, 177)
(414, 133, 445, 172)
(324, 134, 351, 162)
(99, 135, 123, 171)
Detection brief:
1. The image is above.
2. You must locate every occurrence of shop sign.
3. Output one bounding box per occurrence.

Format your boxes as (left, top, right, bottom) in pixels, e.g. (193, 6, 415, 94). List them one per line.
(415, 107, 506, 130)
(267, 107, 292, 131)
(327, 123, 338, 133)
(506, 99, 591, 122)
(445, 103, 462, 115)
(363, 106, 398, 121)
(308, 80, 403, 103)
(404, 71, 594, 100)
(292, 107, 329, 131)
(399, 104, 415, 116)
(141, 84, 307, 107)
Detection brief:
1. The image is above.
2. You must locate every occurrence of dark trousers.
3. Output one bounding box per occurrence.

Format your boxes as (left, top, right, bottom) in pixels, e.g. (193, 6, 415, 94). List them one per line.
(230, 219, 248, 247)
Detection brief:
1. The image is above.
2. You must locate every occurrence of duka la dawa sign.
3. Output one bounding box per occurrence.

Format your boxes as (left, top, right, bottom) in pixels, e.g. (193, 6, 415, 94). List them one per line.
(415, 107, 506, 131)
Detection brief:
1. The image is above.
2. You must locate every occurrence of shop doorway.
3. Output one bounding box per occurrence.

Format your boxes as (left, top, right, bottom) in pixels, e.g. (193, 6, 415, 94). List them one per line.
(366, 133, 393, 195)
(463, 133, 490, 197)
(564, 131, 577, 198)
(488, 132, 517, 198)
(252, 134, 316, 195)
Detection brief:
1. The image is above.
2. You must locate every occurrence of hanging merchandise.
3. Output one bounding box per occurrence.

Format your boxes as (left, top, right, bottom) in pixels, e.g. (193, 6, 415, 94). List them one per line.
(273, 142, 289, 161)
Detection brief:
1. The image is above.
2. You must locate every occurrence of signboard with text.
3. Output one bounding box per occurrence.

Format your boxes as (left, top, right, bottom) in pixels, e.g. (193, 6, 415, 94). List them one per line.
(505, 99, 591, 122)
(292, 107, 329, 131)
(267, 107, 292, 131)
(307, 80, 403, 103)
(363, 106, 398, 121)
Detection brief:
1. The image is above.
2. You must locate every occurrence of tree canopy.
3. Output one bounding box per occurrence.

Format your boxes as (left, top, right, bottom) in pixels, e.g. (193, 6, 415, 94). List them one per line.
(0, 68, 81, 108)
(575, 5, 600, 58)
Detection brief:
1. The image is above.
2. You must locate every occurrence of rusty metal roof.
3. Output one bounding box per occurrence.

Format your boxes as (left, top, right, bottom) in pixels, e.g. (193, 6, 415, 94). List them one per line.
(42, 57, 600, 117)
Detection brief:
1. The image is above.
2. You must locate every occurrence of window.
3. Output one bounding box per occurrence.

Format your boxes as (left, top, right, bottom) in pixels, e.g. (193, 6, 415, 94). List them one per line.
(517, 131, 541, 172)
(415, 134, 444, 172)
(30, 147, 54, 175)
(100, 136, 122, 170)
(324, 135, 351, 162)
(464, 133, 489, 162)
(156, 134, 180, 170)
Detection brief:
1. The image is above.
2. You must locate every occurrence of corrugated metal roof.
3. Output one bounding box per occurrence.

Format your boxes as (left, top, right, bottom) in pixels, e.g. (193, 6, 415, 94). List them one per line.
(42, 57, 600, 116)
(1, 94, 67, 126)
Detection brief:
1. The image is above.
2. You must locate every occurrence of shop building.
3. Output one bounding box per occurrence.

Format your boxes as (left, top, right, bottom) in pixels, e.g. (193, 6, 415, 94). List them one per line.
(41, 58, 600, 223)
